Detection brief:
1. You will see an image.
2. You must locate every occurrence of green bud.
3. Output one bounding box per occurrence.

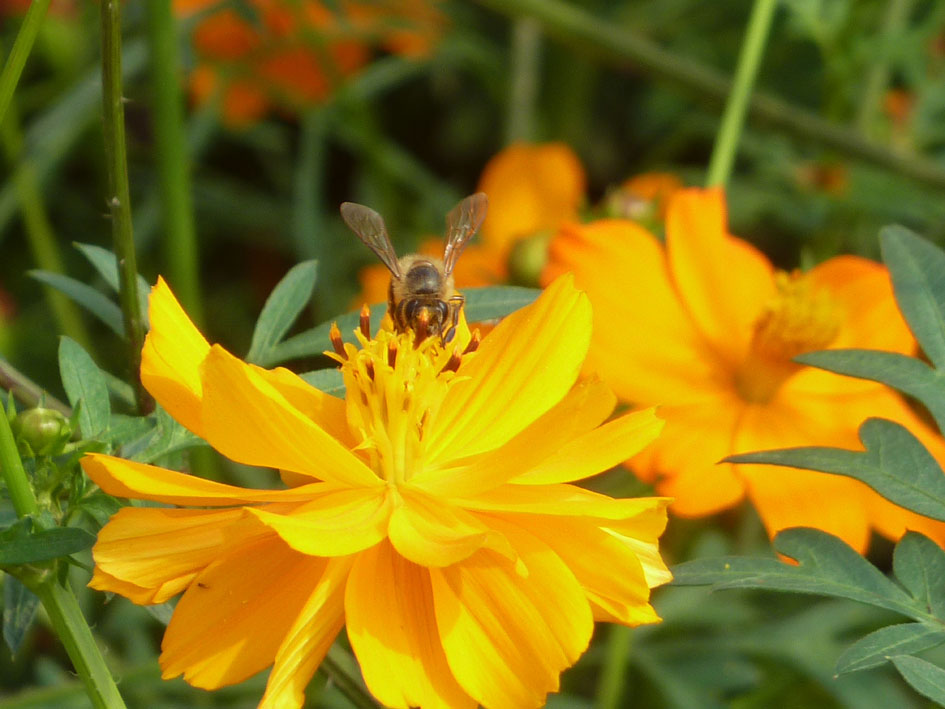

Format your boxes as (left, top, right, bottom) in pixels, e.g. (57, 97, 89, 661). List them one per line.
(13, 408, 72, 457)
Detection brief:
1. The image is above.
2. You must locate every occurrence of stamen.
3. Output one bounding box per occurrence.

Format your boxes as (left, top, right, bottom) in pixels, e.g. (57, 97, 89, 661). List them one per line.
(387, 339, 398, 368)
(464, 329, 481, 354)
(365, 359, 375, 381)
(360, 305, 371, 339)
(329, 323, 346, 359)
(441, 347, 462, 373)
(414, 310, 430, 347)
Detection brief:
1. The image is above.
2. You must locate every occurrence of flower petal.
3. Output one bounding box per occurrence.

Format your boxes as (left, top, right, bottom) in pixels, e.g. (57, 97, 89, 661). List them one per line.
(82, 453, 332, 506)
(141, 277, 210, 435)
(259, 557, 351, 709)
(90, 507, 253, 604)
(257, 365, 354, 446)
(425, 274, 590, 463)
(200, 345, 379, 487)
(665, 187, 775, 366)
(543, 219, 724, 405)
(244, 487, 391, 556)
(389, 488, 514, 567)
(160, 536, 329, 689)
(430, 520, 593, 709)
(346, 541, 476, 709)
(513, 406, 664, 485)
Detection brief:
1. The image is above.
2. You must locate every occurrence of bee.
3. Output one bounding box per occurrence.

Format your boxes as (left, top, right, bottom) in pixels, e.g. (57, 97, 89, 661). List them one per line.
(340, 192, 488, 343)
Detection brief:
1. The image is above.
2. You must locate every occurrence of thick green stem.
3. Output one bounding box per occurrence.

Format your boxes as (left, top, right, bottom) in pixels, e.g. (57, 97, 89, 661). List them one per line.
(145, 0, 203, 325)
(33, 580, 128, 709)
(0, 0, 52, 129)
(100, 0, 149, 413)
(596, 625, 633, 709)
(706, 0, 779, 187)
(506, 17, 542, 144)
(0, 399, 39, 517)
(472, 0, 945, 191)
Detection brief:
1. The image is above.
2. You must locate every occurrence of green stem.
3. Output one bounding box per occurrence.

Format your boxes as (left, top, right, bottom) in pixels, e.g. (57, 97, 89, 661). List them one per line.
(100, 0, 148, 413)
(706, 0, 779, 187)
(321, 646, 381, 709)
(0, 0, 52, 128)
(596, 625, 633, 709)
(0, 356, 71, 415)
(145, 0, 203, 325)
(471, 0, 945, 191)
(855, 0, 915, 136)
(506, 17, 542, 144)
(0, 400, 39, 517)
(32, 580, 128, 709)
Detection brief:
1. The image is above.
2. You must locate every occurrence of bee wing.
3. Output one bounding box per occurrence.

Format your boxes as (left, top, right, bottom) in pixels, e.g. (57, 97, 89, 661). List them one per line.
(443, 192, 488, 276)
(340, 202, 402, 278)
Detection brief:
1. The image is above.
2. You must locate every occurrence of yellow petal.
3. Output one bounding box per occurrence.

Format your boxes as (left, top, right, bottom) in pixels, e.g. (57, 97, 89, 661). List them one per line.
(200, 345, 380, 487)
(425, 274, 590, 463)
(513, 406, 664, 485)
(161, 536, 328, 689)
(88, 568, 155, 605)
(90, 507, 250, 604)
(346, 541, 476, 709)
(82, 453, 333, 505)
(430, 521, 593, 708)
(416, 377, 615, 497)
(141, 277, 210, 435)
(245, 487, 391, 556)
(259, 557, 351, 709)
(389, 487, 514, 567)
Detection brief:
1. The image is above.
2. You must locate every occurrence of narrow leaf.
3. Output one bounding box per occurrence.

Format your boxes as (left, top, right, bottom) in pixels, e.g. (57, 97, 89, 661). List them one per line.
(462, 286, 539, 321)
(31, 271, 124, 336)
(880, 226, 945, 369)
(729, 418, 945, 521)
(837, 624, 945, 674)
(3, 576, 39, 656)
(299, 368, 345, 398)
(247, 260, 318, 364)
(74, 242, 151, 326)
(797, 349, 945, 434)
(0, 519, 96, 564)
(892, 655, 945, 706)
(59, 337, 111, 438)
(893, 532, 945, 618)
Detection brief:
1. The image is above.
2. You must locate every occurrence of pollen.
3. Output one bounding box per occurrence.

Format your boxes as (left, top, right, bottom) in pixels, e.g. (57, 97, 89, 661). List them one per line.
(735, 270, 842, 403)
(328, 320, 473, 485)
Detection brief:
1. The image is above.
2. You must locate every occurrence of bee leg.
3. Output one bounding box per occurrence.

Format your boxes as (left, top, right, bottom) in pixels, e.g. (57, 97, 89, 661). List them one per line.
(443, 294, 465, 344)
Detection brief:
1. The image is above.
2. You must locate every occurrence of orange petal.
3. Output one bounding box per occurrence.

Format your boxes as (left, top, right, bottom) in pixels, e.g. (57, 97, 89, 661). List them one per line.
(430, 520, 593, 708)
(200, 345, 379, 487)
(543, 219, 724, 405)
(160, 536, 329, 689)
(82, 453, 333, 505)
(244, 487, 391, 556)
(90, 507, 254, 604)
(425, 274, 590, 464)
(259, 557, 350, 709)
(665, 187, 775, 366)
(257, 364, 354, 446)
(141, 277, 210, 435)
(346, 541, 475, 709)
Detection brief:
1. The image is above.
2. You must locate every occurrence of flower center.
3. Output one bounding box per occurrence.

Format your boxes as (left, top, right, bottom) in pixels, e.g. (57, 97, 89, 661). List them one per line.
(329, 310, 476, 485)
(735, 270, 841, 404)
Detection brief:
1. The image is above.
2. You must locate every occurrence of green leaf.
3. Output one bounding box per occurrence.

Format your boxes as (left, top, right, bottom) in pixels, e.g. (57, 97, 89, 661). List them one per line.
(262, 286, 540, 366)
(880, 226, 945, 369)
(246, 260, 318, 364)
(836, 623, 945, 674)
(891, 655, 945, 706)
(73, 242, 151, 327)
(130, 405, 205, 463)
(728, 418, 945, 522)
(796, 349, 945, 434)
(31, 270, 124, 336)
(59, 337, 111, 438)
(0, 518, 96, 565)
(672, 528, 916, 616)
(3, 576, 39, 656)
(893, 532, 945, 618)
(300, 368, 345, 398)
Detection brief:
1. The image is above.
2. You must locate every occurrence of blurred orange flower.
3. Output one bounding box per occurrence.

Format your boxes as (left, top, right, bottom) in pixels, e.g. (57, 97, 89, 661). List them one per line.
(544, 186, 945, 553)
(175, 0, 445, 126)
(605, 173, 683, 222)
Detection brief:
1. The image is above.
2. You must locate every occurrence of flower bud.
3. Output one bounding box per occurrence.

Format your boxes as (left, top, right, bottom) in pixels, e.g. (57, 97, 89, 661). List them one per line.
(13, 408, 72, 456)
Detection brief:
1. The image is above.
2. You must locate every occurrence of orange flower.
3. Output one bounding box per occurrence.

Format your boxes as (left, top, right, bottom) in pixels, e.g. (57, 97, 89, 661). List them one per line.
(83, 276, 670, 708)
(544, 187, 945, 553)
(175, 0, 445, 126)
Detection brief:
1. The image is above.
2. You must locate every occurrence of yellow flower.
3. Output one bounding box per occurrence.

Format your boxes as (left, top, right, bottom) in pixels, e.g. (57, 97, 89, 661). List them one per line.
(544, 187, 945, 553)
(83, 275, 670, 708)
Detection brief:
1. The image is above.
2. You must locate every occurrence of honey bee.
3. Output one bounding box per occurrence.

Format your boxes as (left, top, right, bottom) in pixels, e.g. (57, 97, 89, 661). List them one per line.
(340, 193, 488, 343)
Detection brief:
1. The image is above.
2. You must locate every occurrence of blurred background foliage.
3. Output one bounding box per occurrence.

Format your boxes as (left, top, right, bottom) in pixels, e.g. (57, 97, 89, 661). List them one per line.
(3, 0, 945, 706)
